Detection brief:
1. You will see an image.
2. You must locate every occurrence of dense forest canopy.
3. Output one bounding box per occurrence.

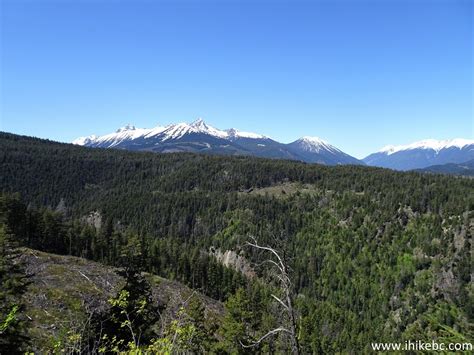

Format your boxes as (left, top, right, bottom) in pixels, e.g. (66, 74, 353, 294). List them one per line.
(0, 131, 473, 353)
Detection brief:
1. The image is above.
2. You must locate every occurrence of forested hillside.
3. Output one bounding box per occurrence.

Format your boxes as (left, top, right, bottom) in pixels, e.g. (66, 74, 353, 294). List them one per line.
(1, 132, 473, 353)
(417, 159, 474, 177)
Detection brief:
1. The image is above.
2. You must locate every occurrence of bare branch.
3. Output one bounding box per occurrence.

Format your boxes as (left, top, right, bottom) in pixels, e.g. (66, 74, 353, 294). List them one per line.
(245, 241, 285, 273)
(271, 294, 289, 312)
(253, 258, 282, 272)
(78, 270, 91, 282)
(245, 236, 301, 355)
(240, 327, 292, 348)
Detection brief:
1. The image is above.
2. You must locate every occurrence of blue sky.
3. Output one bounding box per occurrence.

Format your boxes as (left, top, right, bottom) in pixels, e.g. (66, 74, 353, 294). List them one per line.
(1, 0, 472, 158)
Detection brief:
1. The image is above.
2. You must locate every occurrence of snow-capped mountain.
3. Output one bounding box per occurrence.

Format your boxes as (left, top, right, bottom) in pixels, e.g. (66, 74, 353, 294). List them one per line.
(73, 118, 363, 165)
(287, 137, 363, 165)
(363, 139, 474, 170)
(73, 124, 152, 148)
(73, 119, 265, 147)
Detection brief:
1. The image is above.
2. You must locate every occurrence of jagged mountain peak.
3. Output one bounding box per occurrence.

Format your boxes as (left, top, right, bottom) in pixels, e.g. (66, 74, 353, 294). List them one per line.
(190, 117, 206, 128)
(116, 124, 136, 133)
(160, 119, 228, 141)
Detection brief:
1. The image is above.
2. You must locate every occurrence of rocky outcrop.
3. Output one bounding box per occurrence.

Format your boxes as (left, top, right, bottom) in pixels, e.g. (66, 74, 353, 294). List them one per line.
(209, 247, 256, 278)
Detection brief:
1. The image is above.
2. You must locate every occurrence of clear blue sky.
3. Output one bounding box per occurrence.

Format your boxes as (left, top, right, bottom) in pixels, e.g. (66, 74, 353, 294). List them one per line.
(1, 0, 472, 158)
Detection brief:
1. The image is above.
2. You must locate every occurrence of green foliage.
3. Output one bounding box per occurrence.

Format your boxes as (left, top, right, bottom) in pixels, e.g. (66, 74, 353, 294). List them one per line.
(0, 304, 19, 333)
(89, 260, 162, 353)
(1, 132, 473, 352)
(90, 289, 218, 354)
(216, 288, 256, 353)
(185, 294, 217, 352)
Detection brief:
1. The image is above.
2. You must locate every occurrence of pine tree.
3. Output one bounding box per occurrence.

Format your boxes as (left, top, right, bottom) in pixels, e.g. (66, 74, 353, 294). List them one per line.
(185, 294, 217, 352)
(216, 288, 255, 354)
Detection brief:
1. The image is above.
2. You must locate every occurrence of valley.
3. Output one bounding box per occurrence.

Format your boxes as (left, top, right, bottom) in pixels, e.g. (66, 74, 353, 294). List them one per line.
(1, 132, 473, 353)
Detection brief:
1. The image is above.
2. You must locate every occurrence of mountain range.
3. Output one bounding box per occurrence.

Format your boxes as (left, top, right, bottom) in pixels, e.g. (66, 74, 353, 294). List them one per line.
(73, 118, 363, 166)
(73, 118, 474, 171)
(362, 139, 474, 170)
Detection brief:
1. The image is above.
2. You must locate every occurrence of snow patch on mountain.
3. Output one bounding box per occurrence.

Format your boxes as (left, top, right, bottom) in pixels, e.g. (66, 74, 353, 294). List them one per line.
(159, 118, 228, 141)
(225, 128, 267, 140)
(98, 126, 148, 147)
(143, 125, 166, 138)
(72, 124, 150, 147)
(72, 135, 98, 146)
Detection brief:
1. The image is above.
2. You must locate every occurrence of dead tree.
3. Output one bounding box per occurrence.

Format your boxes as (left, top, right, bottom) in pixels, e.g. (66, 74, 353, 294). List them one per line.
(242, 236, 300, 355)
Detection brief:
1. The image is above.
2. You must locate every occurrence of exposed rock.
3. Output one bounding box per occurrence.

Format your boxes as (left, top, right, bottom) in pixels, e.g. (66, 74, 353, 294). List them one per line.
(210, 247, 256, 278)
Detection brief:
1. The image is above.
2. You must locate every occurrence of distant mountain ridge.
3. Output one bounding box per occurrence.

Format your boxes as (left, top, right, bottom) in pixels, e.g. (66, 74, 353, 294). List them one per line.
(363, 139, 474, 170)
(73, 119, 474, 169)
(416, 159, 474, 176)
(73, 118, 364, 166)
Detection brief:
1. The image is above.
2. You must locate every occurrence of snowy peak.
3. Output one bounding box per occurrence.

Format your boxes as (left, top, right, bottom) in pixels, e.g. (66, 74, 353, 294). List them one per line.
(287, 136, 362, 165)
(190, 118, 206, 129)
(154, 119, 266, 141)
(72, 122, 474, 170)
(301, 136, 327, 143)
(293, 136, 342, 154)
(364, 138, 474, 170)
(73, 124, 149, 147)
(72, 135, 97, 146)
(160, 119, 228, 141)
(379, 138, 474, 155)
(72, 118, 268, 147)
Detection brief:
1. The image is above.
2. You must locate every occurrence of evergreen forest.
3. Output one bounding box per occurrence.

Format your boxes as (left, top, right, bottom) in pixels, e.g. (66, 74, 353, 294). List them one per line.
(0, 132, 472, 353)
